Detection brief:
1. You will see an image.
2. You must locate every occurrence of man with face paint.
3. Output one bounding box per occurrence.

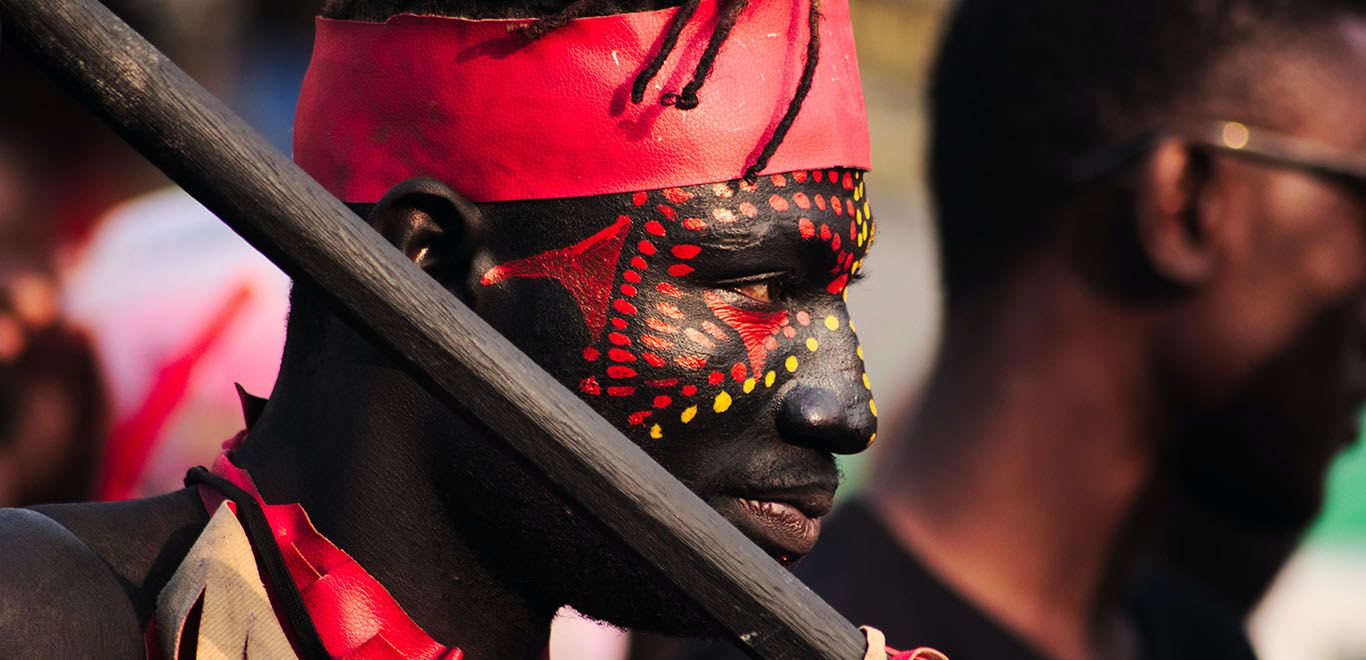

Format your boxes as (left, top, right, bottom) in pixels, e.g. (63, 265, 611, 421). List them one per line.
(684, 1, 1366, 659)
(0, 1, 916, 658)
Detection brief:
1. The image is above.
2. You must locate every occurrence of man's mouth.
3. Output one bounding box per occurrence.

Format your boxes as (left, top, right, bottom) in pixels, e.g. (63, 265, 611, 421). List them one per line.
(714, 486, 834, 565)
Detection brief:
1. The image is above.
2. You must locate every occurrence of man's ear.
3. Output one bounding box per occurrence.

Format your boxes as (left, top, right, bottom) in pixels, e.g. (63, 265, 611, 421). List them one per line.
(367, 177, 485, 293)
(1133, 140, 1223, 286)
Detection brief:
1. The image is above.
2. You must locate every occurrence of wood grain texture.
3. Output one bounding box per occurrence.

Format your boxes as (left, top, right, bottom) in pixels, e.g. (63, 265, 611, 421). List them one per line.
(0, 2, 869, 658)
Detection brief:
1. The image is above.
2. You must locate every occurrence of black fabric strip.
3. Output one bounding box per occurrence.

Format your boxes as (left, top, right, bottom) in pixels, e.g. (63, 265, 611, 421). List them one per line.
(744, 0, 822, 183)
(185, 466, 331, 660)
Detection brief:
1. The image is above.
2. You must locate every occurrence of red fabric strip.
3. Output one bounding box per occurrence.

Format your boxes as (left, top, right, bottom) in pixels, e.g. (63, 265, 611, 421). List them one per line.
(294, 0, 870, 203)
(199, 437, 463, 660)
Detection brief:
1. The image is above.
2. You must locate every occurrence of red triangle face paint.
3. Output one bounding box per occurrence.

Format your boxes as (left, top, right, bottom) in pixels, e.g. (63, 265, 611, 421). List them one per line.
(479, 216, 632, 339)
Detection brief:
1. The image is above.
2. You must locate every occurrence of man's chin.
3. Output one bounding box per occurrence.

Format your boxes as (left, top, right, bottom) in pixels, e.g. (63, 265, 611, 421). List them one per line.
(556, 541, 730, 637)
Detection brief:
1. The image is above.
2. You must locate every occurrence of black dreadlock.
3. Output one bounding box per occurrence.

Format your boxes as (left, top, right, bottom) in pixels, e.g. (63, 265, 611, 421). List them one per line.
(658, 0, 749, 109)
(742, 0, 821, 183)
(517, 0, 618, 40)
(626, 0, 823, 182)
(630, 0, 703, 102)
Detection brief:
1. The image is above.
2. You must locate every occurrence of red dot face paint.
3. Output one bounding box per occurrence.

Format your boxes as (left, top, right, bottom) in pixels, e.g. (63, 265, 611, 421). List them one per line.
(476, 168, 876, 447)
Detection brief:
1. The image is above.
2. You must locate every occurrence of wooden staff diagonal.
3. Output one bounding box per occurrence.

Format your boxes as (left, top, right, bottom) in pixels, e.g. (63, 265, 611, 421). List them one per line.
(0, 2, 868, 658)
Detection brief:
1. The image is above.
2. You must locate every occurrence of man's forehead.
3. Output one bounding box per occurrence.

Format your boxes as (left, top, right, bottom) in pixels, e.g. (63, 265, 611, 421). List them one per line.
(483, 172, 871, 236)
(1254, 16, 1366, 147)
(1335, 18, 1366, 148)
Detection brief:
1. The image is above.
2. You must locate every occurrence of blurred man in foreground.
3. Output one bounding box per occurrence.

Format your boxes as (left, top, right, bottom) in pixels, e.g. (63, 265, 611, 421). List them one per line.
(0, 1, 907, 657)
(683, 0, 1365, 658)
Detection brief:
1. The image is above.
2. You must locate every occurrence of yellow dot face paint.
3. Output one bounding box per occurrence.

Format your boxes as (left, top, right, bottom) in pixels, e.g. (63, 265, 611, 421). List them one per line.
(857, 346, 864, 360)
(862, 373, 871, 390)
(869, 399, 878, 417)
(537, 167, 876, 445)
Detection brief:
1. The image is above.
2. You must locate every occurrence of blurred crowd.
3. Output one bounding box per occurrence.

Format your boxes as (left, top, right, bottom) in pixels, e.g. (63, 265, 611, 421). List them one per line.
(1, 1, 1362, 659)
(0, 0, 307, 507)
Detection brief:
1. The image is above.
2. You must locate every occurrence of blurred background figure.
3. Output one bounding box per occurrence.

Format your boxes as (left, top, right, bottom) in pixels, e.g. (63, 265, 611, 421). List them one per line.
(2, 2, 1365, 659)
(57, 0, 304, 501)
(662, 0, 1366, 658)
(851, 0, 1365, 653)
(0, 139, 107, 507)
(0, 0, 303, 502)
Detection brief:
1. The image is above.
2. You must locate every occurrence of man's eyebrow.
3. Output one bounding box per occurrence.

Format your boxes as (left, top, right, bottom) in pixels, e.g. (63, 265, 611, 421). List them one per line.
(700, 219, 785, 250)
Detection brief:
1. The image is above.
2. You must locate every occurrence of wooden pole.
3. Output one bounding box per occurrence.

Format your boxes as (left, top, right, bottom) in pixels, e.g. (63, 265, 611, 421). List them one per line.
(0, 2, 869, 658)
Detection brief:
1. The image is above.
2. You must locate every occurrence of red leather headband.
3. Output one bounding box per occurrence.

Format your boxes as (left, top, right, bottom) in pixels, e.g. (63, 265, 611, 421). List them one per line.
(293, 0, 871, 203)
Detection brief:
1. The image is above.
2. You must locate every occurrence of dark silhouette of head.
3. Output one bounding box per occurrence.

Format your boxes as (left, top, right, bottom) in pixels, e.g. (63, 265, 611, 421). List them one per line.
(930, 0, 1366, 553)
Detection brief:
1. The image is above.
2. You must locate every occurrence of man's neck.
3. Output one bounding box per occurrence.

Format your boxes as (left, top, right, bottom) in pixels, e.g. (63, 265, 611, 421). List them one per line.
(234, 354, 553, 660)
(871, 265, 1164, 660)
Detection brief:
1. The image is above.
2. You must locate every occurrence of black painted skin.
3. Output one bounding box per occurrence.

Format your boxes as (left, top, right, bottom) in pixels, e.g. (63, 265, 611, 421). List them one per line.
(0, 172, 879, 659)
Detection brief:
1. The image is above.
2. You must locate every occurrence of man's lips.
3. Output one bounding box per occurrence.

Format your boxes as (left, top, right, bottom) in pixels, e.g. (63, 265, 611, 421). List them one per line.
(713, 485, 835, 564)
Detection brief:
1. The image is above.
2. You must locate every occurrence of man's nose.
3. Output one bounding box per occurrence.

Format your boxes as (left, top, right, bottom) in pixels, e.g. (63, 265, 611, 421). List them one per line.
(776, 382, 877, 455)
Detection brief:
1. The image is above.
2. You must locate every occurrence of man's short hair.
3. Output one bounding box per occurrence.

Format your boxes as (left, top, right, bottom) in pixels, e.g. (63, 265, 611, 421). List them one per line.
(929, 0, 1366, 310)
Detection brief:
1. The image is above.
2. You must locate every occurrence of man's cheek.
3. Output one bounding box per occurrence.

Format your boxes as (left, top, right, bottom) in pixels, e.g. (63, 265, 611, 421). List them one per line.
(577, 278, 788, 441)
(478, 168, 875, 444)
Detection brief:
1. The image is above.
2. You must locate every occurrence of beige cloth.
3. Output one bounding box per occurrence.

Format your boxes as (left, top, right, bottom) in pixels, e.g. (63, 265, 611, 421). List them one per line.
(862, 625, 949, 660)
(156, 502, 299, 659)
(158, 505, 944, 660)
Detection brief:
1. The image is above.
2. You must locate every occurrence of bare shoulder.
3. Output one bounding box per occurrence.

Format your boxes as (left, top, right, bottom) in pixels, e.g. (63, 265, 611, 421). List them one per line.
(0, 508, 144, 657)
(33, 488, 209, 623)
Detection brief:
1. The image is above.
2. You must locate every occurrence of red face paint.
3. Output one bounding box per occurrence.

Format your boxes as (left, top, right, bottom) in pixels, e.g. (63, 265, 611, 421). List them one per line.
(291, 0, 880, 572)
(478, 169, 875, 444)
(479, 216, 631, 339)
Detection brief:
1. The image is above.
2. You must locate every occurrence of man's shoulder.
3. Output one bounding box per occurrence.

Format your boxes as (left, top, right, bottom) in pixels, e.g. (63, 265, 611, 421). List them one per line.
(1130, 566, 1259, 660)
(0, 508, 144, 657)
(796, 500, 1047, 659)
(33, 489, 208, 581)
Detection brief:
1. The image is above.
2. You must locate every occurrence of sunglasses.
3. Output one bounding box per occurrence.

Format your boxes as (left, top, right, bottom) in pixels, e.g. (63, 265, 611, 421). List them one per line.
(1067, 120, 1366, 197)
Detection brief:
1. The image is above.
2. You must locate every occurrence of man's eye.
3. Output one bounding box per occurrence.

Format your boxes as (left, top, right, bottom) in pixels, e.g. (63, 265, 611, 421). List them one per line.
(732, 278, 788, 304)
